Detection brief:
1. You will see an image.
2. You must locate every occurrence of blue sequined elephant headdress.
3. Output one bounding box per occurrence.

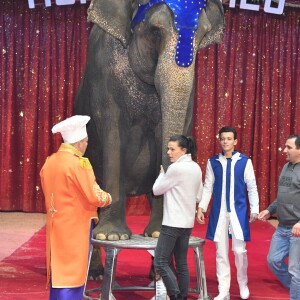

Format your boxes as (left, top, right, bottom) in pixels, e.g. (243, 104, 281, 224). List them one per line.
(132, 0, 207, 67)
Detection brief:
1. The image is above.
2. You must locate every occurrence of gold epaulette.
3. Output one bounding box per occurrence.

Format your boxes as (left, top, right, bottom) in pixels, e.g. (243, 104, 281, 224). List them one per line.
(79, 157, 93, 170)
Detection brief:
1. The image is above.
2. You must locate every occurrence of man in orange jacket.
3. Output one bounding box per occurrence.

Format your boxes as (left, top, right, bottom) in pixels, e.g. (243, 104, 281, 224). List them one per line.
(40, 115, 112, 300)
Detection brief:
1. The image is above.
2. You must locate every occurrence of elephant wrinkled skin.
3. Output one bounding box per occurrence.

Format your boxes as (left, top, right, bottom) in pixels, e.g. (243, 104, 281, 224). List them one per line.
(75, 0, 224, 242)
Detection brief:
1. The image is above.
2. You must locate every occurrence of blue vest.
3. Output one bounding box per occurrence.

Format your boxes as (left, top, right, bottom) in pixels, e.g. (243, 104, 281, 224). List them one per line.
(206, 153, 251, 241)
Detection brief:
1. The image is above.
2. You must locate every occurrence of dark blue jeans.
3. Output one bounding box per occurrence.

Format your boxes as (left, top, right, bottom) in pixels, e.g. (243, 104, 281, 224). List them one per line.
(154, 225, 192, 297)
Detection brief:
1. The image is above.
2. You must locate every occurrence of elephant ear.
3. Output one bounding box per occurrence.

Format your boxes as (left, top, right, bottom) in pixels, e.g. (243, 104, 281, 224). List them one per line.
(87, 0, 135, 48)
(198, 0, 225, 49)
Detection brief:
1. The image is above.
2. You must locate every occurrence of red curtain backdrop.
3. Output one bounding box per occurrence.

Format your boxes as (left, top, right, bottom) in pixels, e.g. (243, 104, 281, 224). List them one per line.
(0, 1, 91, 211)
(0, 1, 299, 213)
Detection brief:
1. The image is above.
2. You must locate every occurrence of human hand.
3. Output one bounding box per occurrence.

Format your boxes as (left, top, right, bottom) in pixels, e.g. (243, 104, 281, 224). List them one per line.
(196, 208, 205, 224)
(159, 165, 165, 174)
(258, 210, 270, 221)
(249, 213, 258, 223)
(291, 223, 300, 238)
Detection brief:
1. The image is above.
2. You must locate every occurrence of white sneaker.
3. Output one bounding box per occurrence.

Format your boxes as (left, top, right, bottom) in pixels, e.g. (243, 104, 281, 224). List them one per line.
(150, 278, 169, 300)
(239, 285, 250, 299)
(214, 293, 230, 300)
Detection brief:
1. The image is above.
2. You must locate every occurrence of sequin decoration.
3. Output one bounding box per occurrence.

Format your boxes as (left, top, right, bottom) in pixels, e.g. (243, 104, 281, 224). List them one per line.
(132, 0, 207, 67)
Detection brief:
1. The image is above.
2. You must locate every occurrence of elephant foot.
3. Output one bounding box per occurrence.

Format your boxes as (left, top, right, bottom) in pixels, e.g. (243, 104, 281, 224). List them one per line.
(96, 232, 130, 241)
(151, 230, 160, 238)
(93, 222, 132, 241)
(143, 219, 161, 238)
(119, 233, 129, 240)
(143, 194, 162, 238)
(144, 230, 160, 238)
(88, 247, 104, 280)
(95, 233, 107, 240)
(88, 274, 103, 281)
(107, 232, 129, 241)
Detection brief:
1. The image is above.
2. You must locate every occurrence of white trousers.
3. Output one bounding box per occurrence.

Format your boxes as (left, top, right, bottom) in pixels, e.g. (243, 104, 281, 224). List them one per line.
(215, 214, 248, 294)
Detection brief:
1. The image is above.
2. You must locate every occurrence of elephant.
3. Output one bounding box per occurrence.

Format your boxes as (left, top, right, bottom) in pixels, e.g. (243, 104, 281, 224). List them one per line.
(75, 0, 224, 242)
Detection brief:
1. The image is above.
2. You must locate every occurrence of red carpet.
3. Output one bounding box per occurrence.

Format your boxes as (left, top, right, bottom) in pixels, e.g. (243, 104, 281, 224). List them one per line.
(0, 216, 289, 300)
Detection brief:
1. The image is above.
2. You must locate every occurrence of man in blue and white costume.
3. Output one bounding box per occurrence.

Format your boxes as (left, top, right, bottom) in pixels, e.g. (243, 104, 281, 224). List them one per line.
(196, 126, 259, 300)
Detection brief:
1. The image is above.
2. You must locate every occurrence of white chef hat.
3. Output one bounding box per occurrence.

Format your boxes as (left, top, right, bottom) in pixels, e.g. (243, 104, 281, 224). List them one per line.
(52, 115, 91, 144)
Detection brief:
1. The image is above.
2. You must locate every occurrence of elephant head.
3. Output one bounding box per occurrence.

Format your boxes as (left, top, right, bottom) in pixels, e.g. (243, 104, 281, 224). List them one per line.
(87, 0, 224, 167)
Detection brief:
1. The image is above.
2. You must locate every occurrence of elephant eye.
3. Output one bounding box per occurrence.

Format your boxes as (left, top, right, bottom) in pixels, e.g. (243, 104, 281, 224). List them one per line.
(150, 27, 161, 37)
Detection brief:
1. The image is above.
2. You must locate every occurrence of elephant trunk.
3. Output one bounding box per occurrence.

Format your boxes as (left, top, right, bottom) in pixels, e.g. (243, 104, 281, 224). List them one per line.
(155, 42, 196, 168)
(130, 4, 216, 168)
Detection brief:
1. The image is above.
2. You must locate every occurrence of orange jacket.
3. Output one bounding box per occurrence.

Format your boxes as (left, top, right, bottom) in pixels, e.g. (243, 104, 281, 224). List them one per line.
(40, 144, 111, 288)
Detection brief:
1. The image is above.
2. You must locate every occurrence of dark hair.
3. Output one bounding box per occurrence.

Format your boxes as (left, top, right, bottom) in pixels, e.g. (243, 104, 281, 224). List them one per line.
(169, 134, 197, 160)
(218, 126, 237, 140)
(288, 134, 300, 149)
